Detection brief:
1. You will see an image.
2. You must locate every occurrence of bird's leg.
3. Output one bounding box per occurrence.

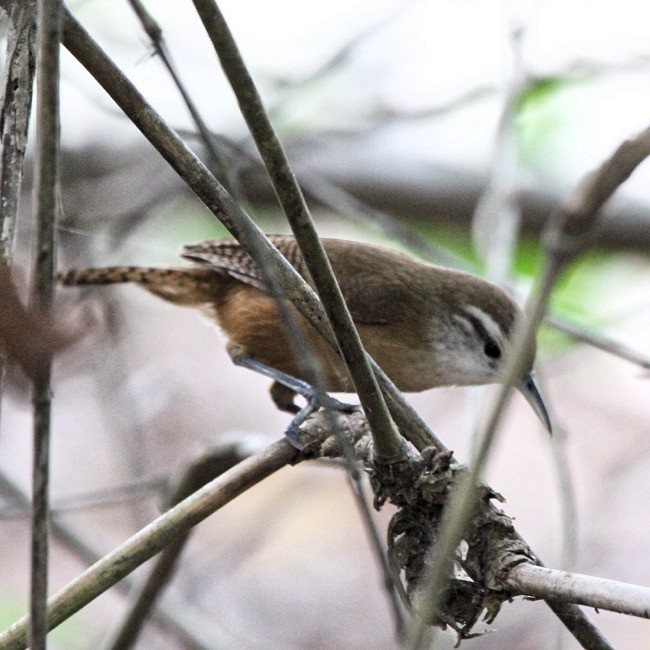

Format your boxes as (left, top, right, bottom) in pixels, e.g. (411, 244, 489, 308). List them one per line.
(228, 349, 357, 449)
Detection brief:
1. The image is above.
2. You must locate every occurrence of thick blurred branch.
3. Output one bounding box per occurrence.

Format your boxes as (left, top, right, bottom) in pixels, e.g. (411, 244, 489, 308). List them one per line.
(52, 139, 650, 253)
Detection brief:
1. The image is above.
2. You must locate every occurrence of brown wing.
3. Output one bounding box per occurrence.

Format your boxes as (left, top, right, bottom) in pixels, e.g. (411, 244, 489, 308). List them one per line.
(180, 235, 307, 291)
(181, 235, 427, 326)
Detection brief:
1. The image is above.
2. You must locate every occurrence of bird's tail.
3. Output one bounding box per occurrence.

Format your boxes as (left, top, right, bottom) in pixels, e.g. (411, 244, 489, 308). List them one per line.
(58, 266, 222, 306)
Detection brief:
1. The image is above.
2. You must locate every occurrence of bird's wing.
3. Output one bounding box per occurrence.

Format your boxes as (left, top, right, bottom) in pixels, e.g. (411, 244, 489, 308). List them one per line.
(180, 236, 393, 325)
(180, 236, 307, 292)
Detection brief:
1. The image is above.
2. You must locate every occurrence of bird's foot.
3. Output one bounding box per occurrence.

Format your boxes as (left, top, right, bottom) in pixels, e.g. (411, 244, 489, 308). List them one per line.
(284, 389, 358, 450)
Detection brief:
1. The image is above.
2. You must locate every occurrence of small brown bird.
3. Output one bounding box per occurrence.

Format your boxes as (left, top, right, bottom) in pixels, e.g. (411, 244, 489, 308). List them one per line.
(59, 236, 550, 432)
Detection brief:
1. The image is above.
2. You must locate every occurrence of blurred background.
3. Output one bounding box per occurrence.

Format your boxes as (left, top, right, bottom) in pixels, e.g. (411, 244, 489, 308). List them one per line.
(1, 0, 649, 648)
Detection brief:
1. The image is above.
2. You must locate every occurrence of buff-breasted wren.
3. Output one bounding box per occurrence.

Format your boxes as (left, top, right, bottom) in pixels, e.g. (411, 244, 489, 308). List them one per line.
(58, 236, 551, 432)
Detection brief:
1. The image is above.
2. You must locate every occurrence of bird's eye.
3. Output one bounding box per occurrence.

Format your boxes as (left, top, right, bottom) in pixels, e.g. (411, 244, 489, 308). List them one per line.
(484, 340, 501, 359)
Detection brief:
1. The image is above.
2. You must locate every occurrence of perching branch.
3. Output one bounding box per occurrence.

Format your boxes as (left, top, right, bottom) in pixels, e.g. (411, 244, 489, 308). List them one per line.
(507, 564, 650, 619)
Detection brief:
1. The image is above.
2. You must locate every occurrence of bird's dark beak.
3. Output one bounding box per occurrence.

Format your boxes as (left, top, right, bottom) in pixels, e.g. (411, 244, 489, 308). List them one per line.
(517, 374, 552, 434)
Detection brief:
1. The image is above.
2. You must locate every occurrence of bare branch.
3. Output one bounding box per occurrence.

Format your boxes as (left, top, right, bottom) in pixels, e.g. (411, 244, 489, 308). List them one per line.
(545, 314, 650, 370)
(30, 1, 62, 647)
(0, 474, 167, 519)
(190, 0, 404, 461)
(507, 564, 650, 619)
(104, 442, 253, 650)
(546, 123, 650, 269)
(126, 0, 239, 198)
(0, 438, 298, 649)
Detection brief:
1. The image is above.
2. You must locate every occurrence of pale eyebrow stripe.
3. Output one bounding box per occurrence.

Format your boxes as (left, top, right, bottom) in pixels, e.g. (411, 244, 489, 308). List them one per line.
(462, 309, 494, 345)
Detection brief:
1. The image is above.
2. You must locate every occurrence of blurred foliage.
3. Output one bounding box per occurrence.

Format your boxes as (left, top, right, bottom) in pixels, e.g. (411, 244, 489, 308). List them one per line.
(515, 76, 578, 168)
(0, 595, 23, 633)
(0, 592, 87, 648)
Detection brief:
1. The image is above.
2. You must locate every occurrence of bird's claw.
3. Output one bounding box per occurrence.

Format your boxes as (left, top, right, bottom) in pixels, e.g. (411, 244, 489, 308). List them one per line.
(283, 390, 358, 450)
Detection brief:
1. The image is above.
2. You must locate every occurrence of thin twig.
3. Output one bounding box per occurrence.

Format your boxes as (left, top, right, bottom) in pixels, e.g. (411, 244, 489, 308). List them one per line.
(471, 20, 525, 284)
(0, 438, 298, 650)
(191, 0, 404, 461)
(545, 314, 650, 370)
(338, 445, 408, 637)
(126, 0, 238, 198)
(0, 474, 168, 519)
(30, 1, 62, 648)
(507, 564, 650, 619)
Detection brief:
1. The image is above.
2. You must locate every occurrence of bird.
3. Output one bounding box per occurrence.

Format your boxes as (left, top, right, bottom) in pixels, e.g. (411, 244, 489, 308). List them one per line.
(58, 235, 551, 435)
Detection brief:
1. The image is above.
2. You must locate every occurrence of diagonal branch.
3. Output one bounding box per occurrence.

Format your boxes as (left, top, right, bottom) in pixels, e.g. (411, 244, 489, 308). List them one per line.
(190, 0, 404, 461)
(0, 438, 298, 649)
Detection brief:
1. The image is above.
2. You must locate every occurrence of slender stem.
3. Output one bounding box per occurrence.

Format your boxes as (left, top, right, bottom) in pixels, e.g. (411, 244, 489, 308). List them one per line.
(126, 0, 238, 198)
(508, 564, 650, 620)
(190, 0, 404, 461)
(30, 1, 62, 648)
(545, 314, 650, 370)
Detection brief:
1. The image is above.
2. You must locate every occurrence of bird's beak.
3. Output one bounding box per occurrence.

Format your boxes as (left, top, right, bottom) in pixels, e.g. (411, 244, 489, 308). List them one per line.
(517, 374, 552, 434)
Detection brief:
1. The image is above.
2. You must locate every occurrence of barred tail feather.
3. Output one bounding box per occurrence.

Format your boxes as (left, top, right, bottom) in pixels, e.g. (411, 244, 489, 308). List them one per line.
(57, 266, 223, 306)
